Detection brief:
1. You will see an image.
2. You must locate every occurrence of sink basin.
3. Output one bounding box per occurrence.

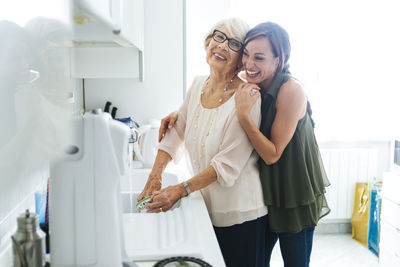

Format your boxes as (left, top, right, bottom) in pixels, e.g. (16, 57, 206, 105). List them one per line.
(121, 168, 182, 213)
(120, 168, 181, 194)
(121, 168, 203, 261)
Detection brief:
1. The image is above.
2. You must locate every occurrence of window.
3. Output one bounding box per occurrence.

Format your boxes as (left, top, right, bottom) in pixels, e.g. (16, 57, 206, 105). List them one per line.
(187, 0, 400, 141)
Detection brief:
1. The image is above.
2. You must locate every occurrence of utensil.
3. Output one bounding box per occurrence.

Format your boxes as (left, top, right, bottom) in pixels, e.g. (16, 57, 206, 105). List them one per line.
(104, 101, 112, 113)
(111, 106, 118, 118)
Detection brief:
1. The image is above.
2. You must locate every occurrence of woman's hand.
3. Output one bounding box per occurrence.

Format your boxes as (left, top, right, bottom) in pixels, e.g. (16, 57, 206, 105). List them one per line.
(158, 111, 178, 142)
(145, 184, 186, 213)
(235, 83, 261, 121)
(137, 173, 162, 201)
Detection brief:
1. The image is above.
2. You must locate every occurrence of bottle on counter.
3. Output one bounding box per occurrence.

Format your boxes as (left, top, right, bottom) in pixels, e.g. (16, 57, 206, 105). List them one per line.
(11, 209, 46, 267)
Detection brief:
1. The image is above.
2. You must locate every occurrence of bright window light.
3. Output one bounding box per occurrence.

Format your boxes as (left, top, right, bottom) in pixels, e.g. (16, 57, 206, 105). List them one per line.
(187, 0, 400, 141)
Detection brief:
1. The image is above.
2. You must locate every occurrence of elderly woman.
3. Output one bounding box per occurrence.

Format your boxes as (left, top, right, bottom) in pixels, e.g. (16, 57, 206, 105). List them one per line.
(138, 18, 267, 267)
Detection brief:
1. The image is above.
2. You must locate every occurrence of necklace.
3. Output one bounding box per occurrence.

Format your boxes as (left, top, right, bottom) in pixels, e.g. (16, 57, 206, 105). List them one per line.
(201, 76, 236, 103)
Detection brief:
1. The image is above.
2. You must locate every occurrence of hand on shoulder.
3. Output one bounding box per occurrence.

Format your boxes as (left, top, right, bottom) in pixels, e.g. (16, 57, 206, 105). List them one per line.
(235, 82, 261, 122)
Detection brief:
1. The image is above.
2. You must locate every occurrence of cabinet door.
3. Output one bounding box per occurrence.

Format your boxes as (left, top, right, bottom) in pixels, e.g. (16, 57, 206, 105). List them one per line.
(382, 172, 400, 203)
(75, 0, 121, 31)
(120, 0, 144, 51)
(71, 47, 140, 79)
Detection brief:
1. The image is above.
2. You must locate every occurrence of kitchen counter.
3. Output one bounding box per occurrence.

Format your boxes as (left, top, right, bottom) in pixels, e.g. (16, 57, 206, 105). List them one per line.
(130, 164, 225, 267)
(133, 190, 225, 267)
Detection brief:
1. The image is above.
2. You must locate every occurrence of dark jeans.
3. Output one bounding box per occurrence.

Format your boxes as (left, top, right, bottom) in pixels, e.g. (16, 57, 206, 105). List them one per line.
(213, 215, 267, 267)
(266, 221, 315, 267)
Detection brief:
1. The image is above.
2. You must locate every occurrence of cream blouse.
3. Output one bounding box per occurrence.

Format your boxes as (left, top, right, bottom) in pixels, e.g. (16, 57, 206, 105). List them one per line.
(158, 76, 267, 227)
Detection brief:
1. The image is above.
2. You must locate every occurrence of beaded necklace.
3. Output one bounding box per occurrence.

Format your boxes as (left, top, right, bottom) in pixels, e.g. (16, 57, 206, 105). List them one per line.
(201, 75, 236, 104)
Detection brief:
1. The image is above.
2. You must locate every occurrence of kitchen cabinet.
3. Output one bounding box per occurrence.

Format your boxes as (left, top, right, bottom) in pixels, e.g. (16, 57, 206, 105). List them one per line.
(74, 0, 122, 33)
(379, 171, 400, 266)
(71, 45, 141, 79)
(72, 0, 144, 80)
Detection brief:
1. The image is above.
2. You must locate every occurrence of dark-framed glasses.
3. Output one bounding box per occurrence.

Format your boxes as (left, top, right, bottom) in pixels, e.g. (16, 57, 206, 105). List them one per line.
(212, 29, 243, 52)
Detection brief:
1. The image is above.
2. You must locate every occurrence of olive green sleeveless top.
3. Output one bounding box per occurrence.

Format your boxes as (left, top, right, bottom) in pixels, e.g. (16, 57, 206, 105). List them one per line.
(259, 73, 330, 233)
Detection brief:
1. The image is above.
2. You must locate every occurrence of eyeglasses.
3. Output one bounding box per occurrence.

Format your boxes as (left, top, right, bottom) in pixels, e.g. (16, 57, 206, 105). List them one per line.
(212, 29, 243, 52)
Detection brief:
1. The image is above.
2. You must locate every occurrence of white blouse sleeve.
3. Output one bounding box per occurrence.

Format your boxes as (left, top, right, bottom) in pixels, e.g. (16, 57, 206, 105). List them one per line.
(156, 78, 195, 162)
(210, 97, 261, 187)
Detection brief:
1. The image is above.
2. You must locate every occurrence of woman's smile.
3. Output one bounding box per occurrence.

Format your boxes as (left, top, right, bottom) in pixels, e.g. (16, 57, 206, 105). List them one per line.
(213, 51, 227, 61)
(246, 69, 260, 79)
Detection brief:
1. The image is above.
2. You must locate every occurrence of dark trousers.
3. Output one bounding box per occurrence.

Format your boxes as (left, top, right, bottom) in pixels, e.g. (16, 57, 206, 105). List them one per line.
(213, 215, 267, 267)
(266, 222, 315, 267)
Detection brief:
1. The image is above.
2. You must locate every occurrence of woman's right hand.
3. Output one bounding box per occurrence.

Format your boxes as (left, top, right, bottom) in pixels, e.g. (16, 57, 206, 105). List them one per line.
(235, 83, 260, 120)
(137, 173, 162, 201)
(158, 111, 178, 142)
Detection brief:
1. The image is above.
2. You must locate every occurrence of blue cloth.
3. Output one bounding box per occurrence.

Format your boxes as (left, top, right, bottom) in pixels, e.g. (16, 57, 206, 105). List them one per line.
(367, 189, 380, 256)
(213, 215, 267, 267)
(266, 219, 315, 267)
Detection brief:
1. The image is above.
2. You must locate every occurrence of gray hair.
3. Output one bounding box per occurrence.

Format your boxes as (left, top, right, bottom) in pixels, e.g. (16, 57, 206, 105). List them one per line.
(203, 18, 249, 50)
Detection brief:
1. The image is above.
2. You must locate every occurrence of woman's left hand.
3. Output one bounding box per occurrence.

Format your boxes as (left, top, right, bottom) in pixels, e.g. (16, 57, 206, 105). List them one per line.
(235, 83, 261, 118)
(145, 184, 185, 213)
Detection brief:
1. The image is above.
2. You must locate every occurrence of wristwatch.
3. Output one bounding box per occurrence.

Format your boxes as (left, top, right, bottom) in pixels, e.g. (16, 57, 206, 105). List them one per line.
(182, 181, 191, 196)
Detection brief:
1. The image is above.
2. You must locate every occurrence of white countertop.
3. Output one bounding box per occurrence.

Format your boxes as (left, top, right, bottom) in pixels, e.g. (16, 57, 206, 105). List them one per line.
(131, 163, 225, 266)
(133, 190, 225, 267)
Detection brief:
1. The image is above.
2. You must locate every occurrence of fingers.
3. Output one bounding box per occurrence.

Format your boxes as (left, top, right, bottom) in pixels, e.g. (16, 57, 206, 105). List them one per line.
(158, 129, 165, 142)
(242, 83, 260, 92)
(137, 189, 150, 201)
(249, 88, 260, 97)
(240, 84, 261, 98)
(145, 190, 173, 212)
(158, 111, 178, 142)
(239, 82, 247, 90)
(167, 111, 178, 129)
(146, 206, 167, 213)
(168, 120, 174, 129)
(145, 199, 169, 213)
(137, 190, 151, 202)
(158, 119, 168, 142)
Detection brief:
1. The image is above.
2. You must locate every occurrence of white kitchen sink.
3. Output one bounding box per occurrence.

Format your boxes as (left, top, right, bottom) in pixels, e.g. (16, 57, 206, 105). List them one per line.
(121, 168, 182, 213)
(121, 168, 203, 261)
(122, 168, 182, 193)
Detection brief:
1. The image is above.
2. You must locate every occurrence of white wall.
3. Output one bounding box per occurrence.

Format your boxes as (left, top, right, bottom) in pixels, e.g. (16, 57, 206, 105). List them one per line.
(185, 0, 234, 89)
(0, 0, 73, 256)
(84, 0, 185, 124)
(320, 141, 391, 222)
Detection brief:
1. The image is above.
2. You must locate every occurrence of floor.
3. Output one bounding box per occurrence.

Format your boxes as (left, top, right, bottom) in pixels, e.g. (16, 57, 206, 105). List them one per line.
(270, 233, 379, 267)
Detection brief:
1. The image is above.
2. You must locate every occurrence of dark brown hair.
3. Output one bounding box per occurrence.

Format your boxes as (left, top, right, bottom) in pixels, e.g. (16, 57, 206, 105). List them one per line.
(244, 22, 291, 74)
(245, 22, 317, 128)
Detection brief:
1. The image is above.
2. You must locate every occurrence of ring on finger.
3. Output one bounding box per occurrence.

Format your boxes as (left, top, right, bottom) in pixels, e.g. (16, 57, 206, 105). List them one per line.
(160, 207, 163, 212)
(249, 89, 257, 96)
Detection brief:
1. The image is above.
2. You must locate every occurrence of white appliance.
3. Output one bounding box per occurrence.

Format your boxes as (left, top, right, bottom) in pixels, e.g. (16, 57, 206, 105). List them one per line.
(133, 124, 159, 168)
(49, 109, 131, 267)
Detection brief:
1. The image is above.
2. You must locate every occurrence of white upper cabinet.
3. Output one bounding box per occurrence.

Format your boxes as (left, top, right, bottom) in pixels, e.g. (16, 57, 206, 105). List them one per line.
(74, 0, 122, 33)
(71, 0, 144, 80)
(119, 0, 144, 51)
